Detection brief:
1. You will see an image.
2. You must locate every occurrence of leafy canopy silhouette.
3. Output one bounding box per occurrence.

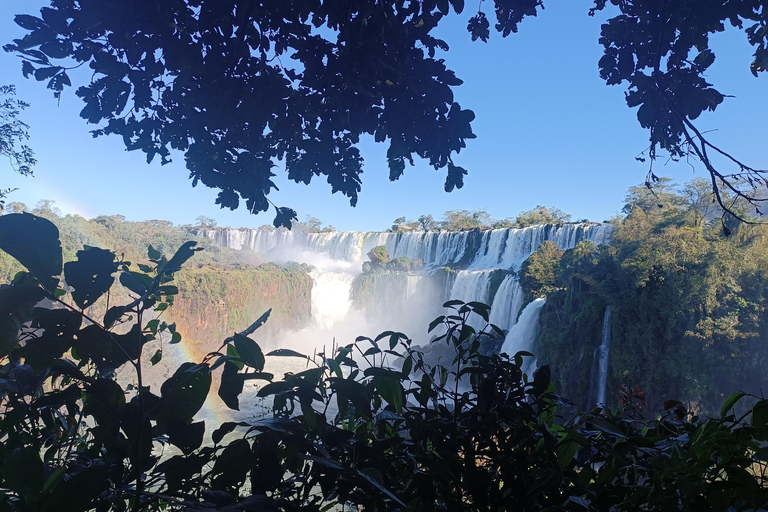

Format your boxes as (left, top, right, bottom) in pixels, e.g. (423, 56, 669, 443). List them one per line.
(4, 0, 768, 226)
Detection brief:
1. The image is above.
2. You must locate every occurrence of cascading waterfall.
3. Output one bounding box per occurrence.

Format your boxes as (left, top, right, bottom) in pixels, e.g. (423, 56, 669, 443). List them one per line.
(499, 298, 547, 376)
(309, 269, 355, 329)
(488, 276, 524, 332)
(197, 223, 612, 347)
(589, 305, 612, 409)
(197, 223, 610, 269)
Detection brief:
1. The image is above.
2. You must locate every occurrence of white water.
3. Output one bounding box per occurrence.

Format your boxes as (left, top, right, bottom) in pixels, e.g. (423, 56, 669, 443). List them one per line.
(592, 305, 612, 408)
(197, 223, 611, 270)
(197, 223, 611, 351)
(489, 276, 524, 332)
(500, 298, 546, 376)
(309, 269, 355, 329)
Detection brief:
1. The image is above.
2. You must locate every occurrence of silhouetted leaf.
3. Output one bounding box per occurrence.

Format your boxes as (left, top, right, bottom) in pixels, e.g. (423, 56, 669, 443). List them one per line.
(163, 241, 201, 274)
(158, 362, 211, 425)
(218, 361, 244, 410)
(0, 284, 45, 356)
(119, 271, 151, 295)
(0, 213, 62, 291)
(212, 421, 249, 444)
(64, 247, 117, 309)
(168, 419, 205, 455)
(103, 306, 126, 329)
(234, 333, 265, 371)
(266, 348, 309, 359)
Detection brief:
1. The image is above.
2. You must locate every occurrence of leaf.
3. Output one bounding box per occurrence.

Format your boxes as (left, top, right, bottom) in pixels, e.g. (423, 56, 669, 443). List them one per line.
(2, 446, 45, 499)
(218, 361, 244, 410)
(428, 315, 445, 332)
(0, 213, 62, 291)
(557, 441, 580, 471)
(64, 247, 118, 309)
(0, 284, 46, 357)
(240, 308, 271, 336)
(167, 419, 205, 455)
(34, 66, 61, 81)
(720, 391, 747, 419)
(752, 399, 768, 427)
(226, 344, 244, 370)
(266, 348, 309, 359)
(442, 300, 464, 308)
(330, 378, 372, 419)
(119, 271, 152, 295)
(693, 49, 715, 69)
(103, 306, 126, 329)
(147, 244, 162, 261)
(14, 14, 46, 31)
(210, 439, 253, 489)
(150, 349, 162, 365)
(211, 421, 249, 444)
(163, 241, 201, 274)
(373, 375, 404, 414)
(157, 362, 212, 426)
(43, 460, 107, 510)
(83, 379, 126, 431)
(234, 333, 265, 371)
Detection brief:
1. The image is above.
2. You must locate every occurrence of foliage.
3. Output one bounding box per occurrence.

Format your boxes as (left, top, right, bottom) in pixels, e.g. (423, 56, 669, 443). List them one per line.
(4, 1, 480, 227)
(536, 180, 768, 413)
(513, 205, 572, 228)
(363, 245, 393, 275)
(0, 85, 36, 206)
(8, 1, 766, 222)
(194, 216, 217, 229)
(519, 240, 564, 299)
(3, 214, 768, 511)
(590, 0, 768, 219)
(442, 209, 491, 230)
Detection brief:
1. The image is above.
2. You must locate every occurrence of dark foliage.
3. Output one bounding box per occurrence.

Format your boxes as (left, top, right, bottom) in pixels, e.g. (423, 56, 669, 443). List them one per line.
(2, 212, 768, 511)
(5, 1, 766, 225)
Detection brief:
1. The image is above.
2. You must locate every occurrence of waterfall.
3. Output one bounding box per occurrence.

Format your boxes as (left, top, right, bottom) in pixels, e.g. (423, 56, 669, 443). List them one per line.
(309, 269, 355, 329)
(589, 305, 612, 409)
(488, 276, 524, 332)
(196, 223, 612, 270)
(197, 223, 612, 347)
(499, 298, 546, 376)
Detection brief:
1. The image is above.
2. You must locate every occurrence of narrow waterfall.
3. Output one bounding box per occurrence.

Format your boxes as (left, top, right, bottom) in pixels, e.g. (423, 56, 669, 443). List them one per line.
(589, 305, 612, 409)
(499, 298, 546, 376)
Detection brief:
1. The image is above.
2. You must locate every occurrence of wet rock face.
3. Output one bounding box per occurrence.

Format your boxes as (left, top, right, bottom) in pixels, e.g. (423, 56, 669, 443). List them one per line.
(168, 265, 313, 359)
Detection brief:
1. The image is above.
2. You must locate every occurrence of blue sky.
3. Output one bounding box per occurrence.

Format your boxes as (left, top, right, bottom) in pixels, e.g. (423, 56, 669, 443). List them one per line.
(1, 1, 766, 231)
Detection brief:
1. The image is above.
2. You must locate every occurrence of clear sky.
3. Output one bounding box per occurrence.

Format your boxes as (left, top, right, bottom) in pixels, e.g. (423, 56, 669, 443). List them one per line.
(1, 1, 766, 231)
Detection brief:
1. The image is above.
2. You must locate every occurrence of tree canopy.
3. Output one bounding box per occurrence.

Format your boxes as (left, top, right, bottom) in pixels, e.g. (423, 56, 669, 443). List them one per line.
(4, 0, 767, 226)
(0, 84, 35, 208)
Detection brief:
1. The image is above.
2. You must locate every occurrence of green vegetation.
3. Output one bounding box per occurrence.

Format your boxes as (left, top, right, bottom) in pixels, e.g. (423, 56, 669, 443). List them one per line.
(0, 204, 314, 344)
(3, 213, 768, 511)
(0, 85, 35, 206)
(392, 206, 576, 232)
(525, 181, 768, 413)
